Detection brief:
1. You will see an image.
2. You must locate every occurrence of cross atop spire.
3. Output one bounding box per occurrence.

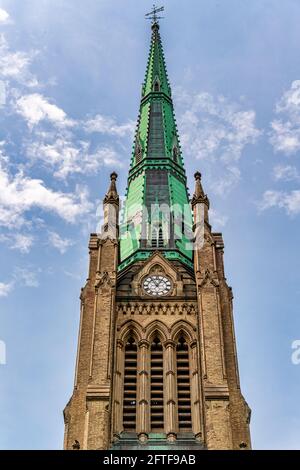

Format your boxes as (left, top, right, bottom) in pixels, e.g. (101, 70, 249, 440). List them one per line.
(145, 4, 164, 26)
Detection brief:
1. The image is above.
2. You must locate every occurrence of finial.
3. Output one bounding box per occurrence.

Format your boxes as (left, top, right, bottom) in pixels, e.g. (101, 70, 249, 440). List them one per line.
(104, 171, 119, 205)
(191, 170, 210, 210)
(145, 4, 165, 27)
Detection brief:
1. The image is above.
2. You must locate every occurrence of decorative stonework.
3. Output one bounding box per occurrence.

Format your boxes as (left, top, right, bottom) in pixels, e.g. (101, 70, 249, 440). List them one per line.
(197, 269, 219, 288)
(116, 302, 197, 316)
(95, 271, 115, 289)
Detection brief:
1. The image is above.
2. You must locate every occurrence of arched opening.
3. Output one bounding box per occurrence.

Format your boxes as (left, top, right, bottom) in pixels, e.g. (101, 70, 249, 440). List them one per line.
(151, 225, 164, 248)
(154, 78, 160, 92)
(135, 143, 142, 164)
(158, 226, 164, 248)
(173, 146, 178, 163)
(151, 226, 159, 248)
(150, 336, 164, 431)
(176, 335, 192, 431)
(122, 336, 137, 432)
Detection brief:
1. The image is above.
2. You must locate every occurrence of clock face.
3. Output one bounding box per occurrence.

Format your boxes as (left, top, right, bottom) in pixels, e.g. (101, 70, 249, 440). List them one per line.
(143, 275, 172, 297)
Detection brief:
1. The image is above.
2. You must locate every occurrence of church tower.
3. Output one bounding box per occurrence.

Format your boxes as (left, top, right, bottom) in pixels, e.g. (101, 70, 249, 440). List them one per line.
(63, 15, 251, 451)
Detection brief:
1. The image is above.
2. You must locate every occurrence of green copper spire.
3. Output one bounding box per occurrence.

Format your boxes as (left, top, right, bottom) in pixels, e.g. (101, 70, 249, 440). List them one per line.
(119, 20, 193, 271)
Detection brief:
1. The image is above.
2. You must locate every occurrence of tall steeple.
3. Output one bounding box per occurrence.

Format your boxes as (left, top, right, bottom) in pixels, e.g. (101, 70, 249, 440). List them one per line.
(64, 11, 251, 452)
(120, 20, 193, 271)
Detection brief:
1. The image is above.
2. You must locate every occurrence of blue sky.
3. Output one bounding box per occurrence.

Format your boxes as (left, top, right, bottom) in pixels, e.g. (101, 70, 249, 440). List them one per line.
(0, 0, 300, 450)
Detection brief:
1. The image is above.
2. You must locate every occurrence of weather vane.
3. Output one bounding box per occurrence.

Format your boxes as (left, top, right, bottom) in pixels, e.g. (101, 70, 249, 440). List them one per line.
(145, 4, 165, 24)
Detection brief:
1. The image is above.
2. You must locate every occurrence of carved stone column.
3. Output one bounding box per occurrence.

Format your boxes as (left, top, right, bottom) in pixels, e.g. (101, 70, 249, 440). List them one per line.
(164, 340, 177, 441)
(113, 339, 124, 439)
(137, 340, 150, 442)
(190, 340, 202, 440)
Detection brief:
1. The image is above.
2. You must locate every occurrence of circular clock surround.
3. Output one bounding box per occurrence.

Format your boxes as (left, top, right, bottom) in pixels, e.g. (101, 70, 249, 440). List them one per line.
(143, 275, 172, 297)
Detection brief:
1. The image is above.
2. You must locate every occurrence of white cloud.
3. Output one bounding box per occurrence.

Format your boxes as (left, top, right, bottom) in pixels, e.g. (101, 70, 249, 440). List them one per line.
(270, 120, 300, 154)
(260, 189, 300, 215)
(210, 209, 229, 229)
(0, 154, 92, 228)
(84, 114, 135, 138)
(175, 89, 261, 194)
(0, 8, 10, 24)
(0, 80, 6, 107)
(270, 81, 300, 155)
(0, 233, 34, 253)
(13, 234, 34, 253)
(48, 231, 73, 254)
(0, 267, 40, 298)
(26, 137, 123, 179)
(15, 93, 74, 128)
(0, 34, 37, 86)
(63, 270, 81, 280)
(276, 80, 300, 115)
(0, 281, 14, 297)
(273, 165, 300, 182)
(13, 267, 39, 288)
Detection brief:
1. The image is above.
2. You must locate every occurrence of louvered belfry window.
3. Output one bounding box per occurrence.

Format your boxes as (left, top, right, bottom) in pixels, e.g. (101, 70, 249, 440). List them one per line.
(123, 337, 137, 431)
(150, 337, 164, 431)
(176, 336, 192, 431)
(148, 102, 165, 158)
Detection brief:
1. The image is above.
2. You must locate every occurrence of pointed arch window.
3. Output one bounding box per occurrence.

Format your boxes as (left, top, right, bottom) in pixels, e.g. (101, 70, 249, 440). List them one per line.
(150, 336, 164, 431)
(151, 226, 159, 248)
(158, 227, 164, 248)
(153, 77, 161, 92)
(123, 336, 137, 432)
(151, 224, 164, 248)
(176, 336, 192, 431)
(135, 141, 143, 164)
(173, 145, 179, 163)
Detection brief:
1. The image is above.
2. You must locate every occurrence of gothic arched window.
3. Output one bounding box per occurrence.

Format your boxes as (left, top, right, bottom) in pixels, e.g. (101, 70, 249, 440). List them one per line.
(173, 145, 178, 163)
(150, 336, 164, 431)
(154, 78, 160, 92)
(135, 142, 142, 164)
(151, 225, 164, 248)
(122, 336, 137, 432)
(151, 226, 158, 248)
(176, 336, 192, 431)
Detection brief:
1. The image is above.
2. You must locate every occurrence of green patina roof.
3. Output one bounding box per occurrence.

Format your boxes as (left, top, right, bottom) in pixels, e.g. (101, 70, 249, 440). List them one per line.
(119, 22, 193, 271)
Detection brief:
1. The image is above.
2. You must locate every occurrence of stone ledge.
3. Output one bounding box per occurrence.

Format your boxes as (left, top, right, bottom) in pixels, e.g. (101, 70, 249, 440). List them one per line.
(86, 385, 110, 399)
(204, 385, 229, 399)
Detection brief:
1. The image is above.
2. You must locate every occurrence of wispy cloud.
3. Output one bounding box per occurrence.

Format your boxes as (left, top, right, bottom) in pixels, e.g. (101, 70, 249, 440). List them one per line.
(0, 34, 37, 87)
(259, 189, 300, 215)
(0, 233, 34, 253)
(84, 114, 135, 138)
(13, 234, 34, 253)
(48, 231, 73, 254)
(273, 164, 300, 182)
(0, 151, 92, 228)
(210, 209, 229, 229)
(270, 80, 300, 155)
(13, 267, 39, 288)
(175, 88, 261, 194)
(0, 281, 14, 297)
(0, 267, 39, 297)
(26, 136, 123, 179)
(15, 93, 74, 128)
(0, 8, 10, 24)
